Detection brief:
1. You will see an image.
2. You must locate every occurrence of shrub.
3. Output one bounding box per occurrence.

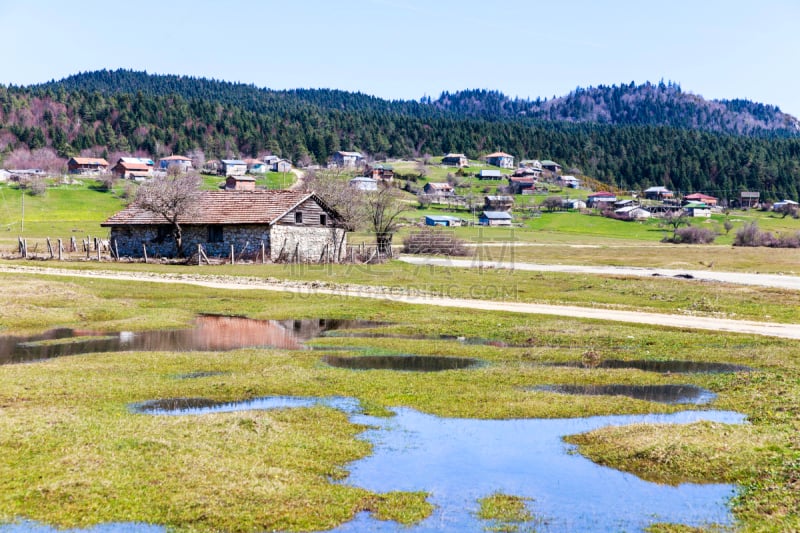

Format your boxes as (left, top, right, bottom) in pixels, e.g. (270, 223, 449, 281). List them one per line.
(402, 227, 468, 256)
(734, 222, 768, 247)
(668, 226, 717, 244)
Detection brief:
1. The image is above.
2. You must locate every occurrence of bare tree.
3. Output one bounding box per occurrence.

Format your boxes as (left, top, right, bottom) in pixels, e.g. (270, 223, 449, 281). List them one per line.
(541, 196, 564, 212)
(186, 148, 206, 172)
(660, 210, 690, 241)
(134, 172, 202, 257)
(366, 185, 410, 255)
(304, 171, 368, 260)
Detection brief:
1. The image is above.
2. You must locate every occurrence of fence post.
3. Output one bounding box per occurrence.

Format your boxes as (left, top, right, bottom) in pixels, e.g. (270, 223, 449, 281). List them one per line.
(261, 241, 266, 264)
(46, 237, 54, 259)
(113, 239, 119, 261)
(142, 244, 148, 263)
(58, 238, 63, 261)
(198, 244, 202, 266)
(230, 244, 235, 265)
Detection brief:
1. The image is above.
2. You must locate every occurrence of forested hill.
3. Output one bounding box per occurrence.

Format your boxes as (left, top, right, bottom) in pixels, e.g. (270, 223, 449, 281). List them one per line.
(431, 83, 800, 136)
(2, 69, 800, 200)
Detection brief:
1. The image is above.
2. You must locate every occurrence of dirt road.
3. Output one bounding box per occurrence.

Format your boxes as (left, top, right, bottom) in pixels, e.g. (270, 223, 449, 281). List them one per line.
(2, 264, 800, 340)
(399, 256, 800, 291)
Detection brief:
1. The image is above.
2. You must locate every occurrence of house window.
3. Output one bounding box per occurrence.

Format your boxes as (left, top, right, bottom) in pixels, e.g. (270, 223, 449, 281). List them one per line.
(208, 226, 223, 243)
(319, 214, 327, 226)
(295, 212, 303, 224)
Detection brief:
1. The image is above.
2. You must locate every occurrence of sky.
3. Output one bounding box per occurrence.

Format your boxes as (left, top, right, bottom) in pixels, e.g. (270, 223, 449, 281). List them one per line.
(2, 0, 800, 116)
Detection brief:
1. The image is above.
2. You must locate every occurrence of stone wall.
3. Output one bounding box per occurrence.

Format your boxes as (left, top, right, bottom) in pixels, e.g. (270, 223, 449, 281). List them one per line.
(269, 225, 346, 262)
(110, 223, 346, 262)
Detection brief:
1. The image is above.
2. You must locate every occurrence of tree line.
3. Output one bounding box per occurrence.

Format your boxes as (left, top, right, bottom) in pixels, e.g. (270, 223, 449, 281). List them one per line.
(1, 70, 800, 201)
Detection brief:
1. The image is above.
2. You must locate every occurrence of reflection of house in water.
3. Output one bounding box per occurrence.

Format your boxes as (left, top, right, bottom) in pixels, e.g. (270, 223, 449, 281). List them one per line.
(188, 315, 307, 350)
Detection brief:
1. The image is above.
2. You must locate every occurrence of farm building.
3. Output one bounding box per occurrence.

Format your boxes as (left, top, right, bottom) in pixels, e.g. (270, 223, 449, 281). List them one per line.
(425, 215, 462, 227)
(263, 155, 280, 166)
(512, 167, 540, 178)
(158, 155, 193, 172)
(483, 152, 514, 169)
(644, 186, 674, 200)
(478, 170, 504, 180)
(68, 157, 109, 175)
(519, 159, 543, 170)
(102, 190, 346, 262)
(442, 153, 468, 167)
(331, 151, 364, 168)
(562, 199, 587, 210)
(684, 193, 718, 206)
(587, 191, 617, 208)
(273, 159, 292, 173)
(479, 211, 513, 226)
(740, 191, 760, 208)
(540, 160, 562, 173)
(484, 195, 514, 211)
(349, 177, 378, 191)
(423, 182, 455, 198)
(220, 160, 248, 177)
(368, 164, 394, 181)
(558, 175, 581, 188)
(508, 177, 536, 194)
(112, 159, 151, 180)
(683, 202, 711, 217)
(614, 205, 652, 220)
(225, 176, 256, 191)
(773, 199, 799, 211)
(245, 159, 268, 174)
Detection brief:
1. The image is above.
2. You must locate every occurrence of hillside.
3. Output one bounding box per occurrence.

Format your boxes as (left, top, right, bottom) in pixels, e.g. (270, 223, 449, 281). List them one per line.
(430, 82, 800, 136)
(1, 70, 800, 200)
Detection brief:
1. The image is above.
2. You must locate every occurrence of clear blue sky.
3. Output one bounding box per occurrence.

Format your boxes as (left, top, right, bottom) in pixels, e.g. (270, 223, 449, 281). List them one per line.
(3, 0, 800, 116)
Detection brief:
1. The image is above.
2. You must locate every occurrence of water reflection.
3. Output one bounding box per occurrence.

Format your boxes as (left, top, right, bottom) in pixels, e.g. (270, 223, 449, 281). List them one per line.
(547, 359, 751, 373)
(138, 395, 745, 532)
(323, 355, 481, 372)
(0, 317, 383, 364)
(533, 384, 716, 405)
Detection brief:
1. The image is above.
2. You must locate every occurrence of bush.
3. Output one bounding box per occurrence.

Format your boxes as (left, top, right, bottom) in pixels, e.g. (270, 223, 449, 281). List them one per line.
(734, 222, 768, 247)
(402, 228, 468, 256)
(668, 226, 717, 244)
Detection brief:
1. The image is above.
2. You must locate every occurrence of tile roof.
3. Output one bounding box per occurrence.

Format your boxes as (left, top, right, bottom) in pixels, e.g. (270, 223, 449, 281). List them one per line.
(481, 211, 513, 219)
(102, 191, 330, 226)
(159, 155, 192, 161)
(115, 162, 150, 171)
(484, 152, 513, 158)
(221, 159, 247, 165)
(336, 151, 364, 157)
(425, 182, 454, 189)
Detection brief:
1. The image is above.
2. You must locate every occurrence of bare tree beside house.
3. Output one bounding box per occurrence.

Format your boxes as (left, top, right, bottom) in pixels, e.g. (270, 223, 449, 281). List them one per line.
(304, 170, 368, 259)
(367, 185, 409, 255)
(133, 172, 202, 257)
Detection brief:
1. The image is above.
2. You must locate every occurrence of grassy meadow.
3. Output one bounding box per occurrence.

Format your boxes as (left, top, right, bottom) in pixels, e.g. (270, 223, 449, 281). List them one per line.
(0, 273, 798, 530)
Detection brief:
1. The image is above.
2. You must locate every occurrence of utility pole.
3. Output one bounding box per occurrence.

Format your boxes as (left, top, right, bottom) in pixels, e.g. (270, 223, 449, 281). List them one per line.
(21, 191, 24, 233)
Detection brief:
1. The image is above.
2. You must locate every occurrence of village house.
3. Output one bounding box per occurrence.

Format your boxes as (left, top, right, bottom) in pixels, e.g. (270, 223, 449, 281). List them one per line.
(331, 151, 364, 168)
(477, 170, 504, 180)
(367, 164, 394, 181)
(441, 153, 468, 167)
(479, 211, 513, 226)
(102, 190, 346, 262)
(562, 198, 587, 210)
(540, 160, 562, 173)
(203, 160, 221, 174)
(425, 215, 462, 227)
(112, 159, 151, 180)
(483, 152, 515, 169)
(225, 176, 256, 191)
(644, 186, 674, 201)
(558, 175, 581, 188)
(587, 191, 617, 209)
(349, 176, 378, 191)
(683, 202, 711, 218)
(273, 159, 292, 173)
(508, 177, 536, 194)
(423, 182, 455, 199)
(244, 159, 268, 174)
(512, 167, 540, 178)
(220, 159, 248, 177)
(67, 157, 109, 175)
(740, 191, 760, 208)
(158, 155, 193, 173)
(0, 169, 11, 182)
(484, 195, 514, 211)
(773, 199, 799, 211)
(263, 155, 281, 166)
(684, 193, 718, 206)
(519, 159, 543, 171)
(614, 205, 652, 220)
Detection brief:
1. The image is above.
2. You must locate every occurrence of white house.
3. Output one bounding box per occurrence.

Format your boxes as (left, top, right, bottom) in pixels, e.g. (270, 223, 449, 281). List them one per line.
(349, 177, 378, 191)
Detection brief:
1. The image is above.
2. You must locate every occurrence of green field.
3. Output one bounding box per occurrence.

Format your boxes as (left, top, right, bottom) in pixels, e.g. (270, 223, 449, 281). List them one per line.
(0, 273, 798, 531)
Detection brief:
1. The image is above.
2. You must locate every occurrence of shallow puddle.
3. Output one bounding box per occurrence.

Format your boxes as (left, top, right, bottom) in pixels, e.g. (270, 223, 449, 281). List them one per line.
(549, 359, 751, 373)
(0, 317, 383, 364)
(322, 354, 481, 372)
(533, 384, 716, 404)
(137, 395, 745, 532)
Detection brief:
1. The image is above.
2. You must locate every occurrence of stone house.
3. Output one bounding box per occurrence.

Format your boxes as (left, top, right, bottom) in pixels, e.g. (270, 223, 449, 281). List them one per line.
(423, 182, 455, 198)
(442, 153, 468, 167)
(484, 195, 514, 211)
(101, 190, 346, 262)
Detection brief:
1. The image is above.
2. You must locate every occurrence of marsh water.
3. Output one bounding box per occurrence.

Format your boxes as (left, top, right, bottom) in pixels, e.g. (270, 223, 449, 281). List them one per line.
(134, 395, 745, 532)
(0, 317, 383, 364)
(533, 384, 717, 404)
(548, 359, 751, 373)
(323, 354, 481, 372)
